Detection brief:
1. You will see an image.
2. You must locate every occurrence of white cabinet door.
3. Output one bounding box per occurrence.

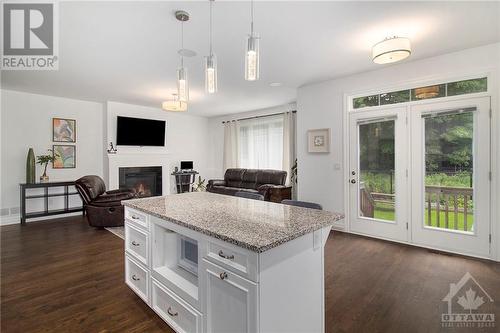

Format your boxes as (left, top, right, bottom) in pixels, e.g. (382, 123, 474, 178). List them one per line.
(201, 259, 258, 333)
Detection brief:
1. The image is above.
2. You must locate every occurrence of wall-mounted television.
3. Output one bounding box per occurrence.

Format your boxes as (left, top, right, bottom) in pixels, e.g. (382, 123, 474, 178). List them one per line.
(116, 116, 166, 147)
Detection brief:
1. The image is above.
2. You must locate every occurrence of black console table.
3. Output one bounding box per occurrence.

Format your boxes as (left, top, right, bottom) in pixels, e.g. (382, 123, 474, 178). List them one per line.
(19, 181, 84, 224)
(171, 171, 199, 193)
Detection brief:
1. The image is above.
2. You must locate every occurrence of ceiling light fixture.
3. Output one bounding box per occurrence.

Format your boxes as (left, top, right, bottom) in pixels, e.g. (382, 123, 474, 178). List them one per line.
(372, 36, 411, 64)
(245, 0, 260, 81)
(162, 93, 188, 112)
(205, 0, 217, 94)
(176, 10, 190, 102)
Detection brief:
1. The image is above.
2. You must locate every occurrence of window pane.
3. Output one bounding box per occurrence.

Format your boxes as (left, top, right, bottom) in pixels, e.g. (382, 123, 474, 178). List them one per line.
(411, 84, 446, 101)
(424, 111, 474, 232)
(447, 77, 487, 96)
(359, 120, 395, 222)
(380, 90, 410, 105)
(353, 95, 379, 109)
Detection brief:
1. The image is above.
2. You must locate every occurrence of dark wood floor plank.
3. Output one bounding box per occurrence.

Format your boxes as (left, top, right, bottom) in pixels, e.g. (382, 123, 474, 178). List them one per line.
(2, 216, 499, 332)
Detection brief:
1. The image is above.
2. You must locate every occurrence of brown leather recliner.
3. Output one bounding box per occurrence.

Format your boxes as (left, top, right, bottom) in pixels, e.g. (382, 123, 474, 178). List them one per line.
(207, 168, 292, 202)
(75, 175, 135, 227)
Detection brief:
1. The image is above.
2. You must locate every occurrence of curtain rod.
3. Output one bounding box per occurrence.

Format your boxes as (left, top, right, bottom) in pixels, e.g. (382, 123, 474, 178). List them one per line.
(222, 110, 296, 124)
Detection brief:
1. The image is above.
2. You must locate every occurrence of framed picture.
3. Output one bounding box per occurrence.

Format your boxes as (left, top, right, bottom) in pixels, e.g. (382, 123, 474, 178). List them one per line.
(53, 118, 76, 142)
(307, 128, 330, 153)
(53, 145, 76, 169)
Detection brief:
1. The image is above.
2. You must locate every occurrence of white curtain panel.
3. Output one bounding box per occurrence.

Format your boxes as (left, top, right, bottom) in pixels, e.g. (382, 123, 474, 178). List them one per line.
(282, 111, 297, 186)
(223, 121, 240, 171)
(239, 115, 283, 170)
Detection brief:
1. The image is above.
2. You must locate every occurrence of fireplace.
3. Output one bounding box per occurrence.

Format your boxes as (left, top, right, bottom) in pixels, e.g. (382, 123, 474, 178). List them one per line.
(119, 166, 162, 198)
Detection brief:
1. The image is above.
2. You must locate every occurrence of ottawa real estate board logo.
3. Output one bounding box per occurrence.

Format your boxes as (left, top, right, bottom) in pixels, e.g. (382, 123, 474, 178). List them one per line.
(1, 1, 58, 70)
(441, 272, 495, 329)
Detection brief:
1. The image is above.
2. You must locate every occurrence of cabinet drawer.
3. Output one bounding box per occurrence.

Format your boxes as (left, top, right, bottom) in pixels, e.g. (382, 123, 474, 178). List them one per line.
(125, 208, 149, 230)
(152, 280, 203, 333)
(204, 239, 259, 282)
(125, 255, 150, 304)
(125, 223, 149, 266)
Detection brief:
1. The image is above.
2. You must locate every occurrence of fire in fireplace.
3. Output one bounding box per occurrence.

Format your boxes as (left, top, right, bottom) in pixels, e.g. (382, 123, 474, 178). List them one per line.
(119, 166, 162, 198)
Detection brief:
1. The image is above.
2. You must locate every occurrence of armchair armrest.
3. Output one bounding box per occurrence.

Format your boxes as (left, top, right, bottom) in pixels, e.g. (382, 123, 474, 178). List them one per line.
(257, 184, 292, 202)
(207, 179, 226, 190)
(92, 192, 135, 206)
(106, 188, 134, 195)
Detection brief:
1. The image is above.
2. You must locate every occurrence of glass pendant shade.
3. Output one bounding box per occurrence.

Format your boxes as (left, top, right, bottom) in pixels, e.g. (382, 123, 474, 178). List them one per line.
(205, 54, 217, 94)
(162, 94, 187, 112)
(177, 67, 189, 102)
(372, 37, 411, 64)
(245, 33, 259, 81)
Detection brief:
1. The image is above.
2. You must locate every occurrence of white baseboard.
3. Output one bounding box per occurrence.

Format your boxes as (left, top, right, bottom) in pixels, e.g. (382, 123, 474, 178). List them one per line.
(0, 212, 83, 226)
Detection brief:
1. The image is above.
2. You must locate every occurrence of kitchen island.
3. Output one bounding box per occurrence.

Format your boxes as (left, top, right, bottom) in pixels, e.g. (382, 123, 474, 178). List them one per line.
(122, 192, 343, 333)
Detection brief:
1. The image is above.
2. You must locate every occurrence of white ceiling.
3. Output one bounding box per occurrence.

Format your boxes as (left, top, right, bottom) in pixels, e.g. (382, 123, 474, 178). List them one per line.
(2, 1, 499, 117)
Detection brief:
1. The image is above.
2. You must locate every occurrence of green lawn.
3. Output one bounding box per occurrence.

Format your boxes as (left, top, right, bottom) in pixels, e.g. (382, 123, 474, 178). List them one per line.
(373, 203, 473, 232)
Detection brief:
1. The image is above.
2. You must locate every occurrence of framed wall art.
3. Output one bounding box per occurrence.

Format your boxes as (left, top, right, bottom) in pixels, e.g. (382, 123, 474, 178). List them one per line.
(52, 145, 76, 169)
(53, 118, 76, 142)
(307, 128, 330, 153)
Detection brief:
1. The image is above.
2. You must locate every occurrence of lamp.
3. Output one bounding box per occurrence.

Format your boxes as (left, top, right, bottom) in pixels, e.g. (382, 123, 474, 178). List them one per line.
(205, 0, 217, 93)
(245, 0, 260, 81)
(175, 11, 190, 102)
(162, 94, 188, 112)
(372, 37, 411, 64)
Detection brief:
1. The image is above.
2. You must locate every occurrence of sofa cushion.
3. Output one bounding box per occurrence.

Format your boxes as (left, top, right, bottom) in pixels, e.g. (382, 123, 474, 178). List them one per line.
(256, 169, 287, 186)
(210, 185, 259, 197)
(225, 168, 245, 188)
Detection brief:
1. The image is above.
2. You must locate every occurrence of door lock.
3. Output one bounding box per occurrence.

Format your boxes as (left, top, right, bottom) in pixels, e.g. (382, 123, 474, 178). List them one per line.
(350, 179, 356, 184)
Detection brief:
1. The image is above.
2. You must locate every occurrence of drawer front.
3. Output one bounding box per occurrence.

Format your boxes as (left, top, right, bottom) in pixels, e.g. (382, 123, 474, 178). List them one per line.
(125, 208, 149, 230)
(125, 223, 149, 266)
(152, 280, 202, 333)
(125, 255, 149, 304)
(204, 239, 258, 282)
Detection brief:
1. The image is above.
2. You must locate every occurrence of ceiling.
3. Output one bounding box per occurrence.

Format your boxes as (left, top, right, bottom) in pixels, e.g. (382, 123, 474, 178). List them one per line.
(1, 1, 499, 117)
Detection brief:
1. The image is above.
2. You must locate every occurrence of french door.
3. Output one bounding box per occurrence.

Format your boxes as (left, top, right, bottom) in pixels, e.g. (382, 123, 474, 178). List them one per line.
(410, 97, 490, 256)
(349, 107, 408, 242)
(348, 97, 491, 257)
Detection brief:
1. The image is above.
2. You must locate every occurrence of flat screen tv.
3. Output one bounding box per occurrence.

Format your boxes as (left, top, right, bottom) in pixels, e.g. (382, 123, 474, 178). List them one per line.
(116, 116, 166, 146)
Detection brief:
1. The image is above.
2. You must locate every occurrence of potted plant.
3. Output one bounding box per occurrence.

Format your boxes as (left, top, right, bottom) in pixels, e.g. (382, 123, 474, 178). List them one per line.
(37, 149, 58, 182)
(193, 176, 206, 192)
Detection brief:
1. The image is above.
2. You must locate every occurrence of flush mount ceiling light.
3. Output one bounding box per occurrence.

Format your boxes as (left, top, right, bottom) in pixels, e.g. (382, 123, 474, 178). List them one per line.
(162, 93, 188, 112)
(372, 36, 411, 64)
(205, 0, 217, 94)
(245, 0, 260, 81)
(176, 10, 190, 102)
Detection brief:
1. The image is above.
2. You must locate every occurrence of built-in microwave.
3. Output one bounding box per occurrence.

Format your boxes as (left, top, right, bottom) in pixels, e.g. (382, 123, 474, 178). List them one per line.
(178, 235, 198, 276)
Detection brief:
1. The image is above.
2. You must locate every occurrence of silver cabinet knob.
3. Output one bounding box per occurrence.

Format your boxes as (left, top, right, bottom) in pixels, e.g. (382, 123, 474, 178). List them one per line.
(131, 215, 139, 220)
(132, 241, 140, 246)
(132, 274, 140, 281)
(218, 250, 234, 260)
(219, 272, 228, 280)
(167, 306, 178, 317)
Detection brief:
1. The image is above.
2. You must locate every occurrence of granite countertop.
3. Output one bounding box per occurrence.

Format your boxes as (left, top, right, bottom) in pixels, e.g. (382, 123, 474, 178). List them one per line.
(122, 192, 344, 253)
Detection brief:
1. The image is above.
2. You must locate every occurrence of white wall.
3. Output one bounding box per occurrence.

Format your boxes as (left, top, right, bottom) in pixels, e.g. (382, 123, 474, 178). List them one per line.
(206, 103, 296, 179)
(0, 90, 104, 224)
(105, 102, 210, 193)
(297, 43, 500, 258)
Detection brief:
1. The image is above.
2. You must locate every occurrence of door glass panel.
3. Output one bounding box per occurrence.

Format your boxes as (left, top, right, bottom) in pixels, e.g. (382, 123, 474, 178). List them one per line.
(423, 110, 474, 232)
(358, 119, 395, 222)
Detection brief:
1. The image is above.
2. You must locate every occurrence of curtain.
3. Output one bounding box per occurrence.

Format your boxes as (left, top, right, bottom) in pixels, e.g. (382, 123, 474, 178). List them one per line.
(223, 121, 240, 171)
(282, 111, 297, 187)
(239, 115, 284, 170)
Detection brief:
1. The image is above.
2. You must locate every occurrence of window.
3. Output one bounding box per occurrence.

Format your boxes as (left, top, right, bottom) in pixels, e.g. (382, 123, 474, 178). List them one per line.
(239, 116, 284, 170)
(352, 77, 487, 109)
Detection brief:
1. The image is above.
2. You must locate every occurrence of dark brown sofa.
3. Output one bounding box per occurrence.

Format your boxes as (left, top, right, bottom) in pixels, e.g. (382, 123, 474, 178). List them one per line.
(207, 168, 291, 202)
(75, 175, 135, 227)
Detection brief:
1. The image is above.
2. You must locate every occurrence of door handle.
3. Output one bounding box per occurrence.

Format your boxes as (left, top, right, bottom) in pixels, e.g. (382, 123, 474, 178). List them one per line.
(350, 179, 356, 184)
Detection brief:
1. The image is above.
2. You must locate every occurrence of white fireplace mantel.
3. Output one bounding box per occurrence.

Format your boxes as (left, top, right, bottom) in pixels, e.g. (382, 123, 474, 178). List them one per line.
(107, 153, 172, 195)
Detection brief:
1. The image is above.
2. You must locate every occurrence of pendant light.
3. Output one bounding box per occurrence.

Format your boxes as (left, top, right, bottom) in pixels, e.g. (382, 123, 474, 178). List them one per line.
(245, 0, 260, 81)
(176, 11, 190, 102)
(372, 36, 411, 64)
(205, 0, 217, 93)
(162, 93, 188, 112)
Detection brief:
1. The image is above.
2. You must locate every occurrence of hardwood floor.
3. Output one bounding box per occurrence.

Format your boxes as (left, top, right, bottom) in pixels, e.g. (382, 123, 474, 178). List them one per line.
(1, 216, 499, 332)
